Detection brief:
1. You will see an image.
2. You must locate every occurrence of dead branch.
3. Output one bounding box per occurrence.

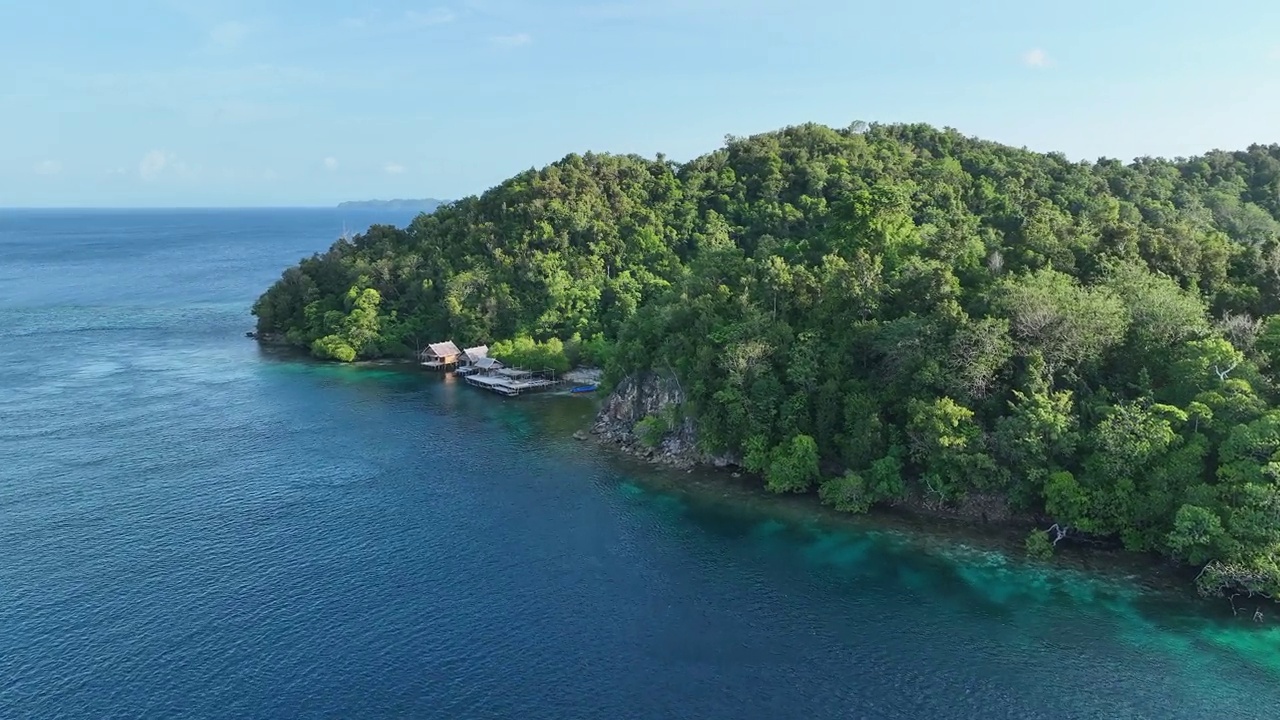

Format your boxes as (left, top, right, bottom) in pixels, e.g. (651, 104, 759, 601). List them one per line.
(1047, 523, 1070, 546)
(1213, 361, 1239, 382)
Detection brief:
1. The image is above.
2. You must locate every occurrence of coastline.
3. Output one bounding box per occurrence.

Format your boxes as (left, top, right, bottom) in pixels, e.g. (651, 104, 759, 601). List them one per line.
(590, 422, 1198, 591)
(581, 370, 1258, 616)
(256, 343, 1259, 619)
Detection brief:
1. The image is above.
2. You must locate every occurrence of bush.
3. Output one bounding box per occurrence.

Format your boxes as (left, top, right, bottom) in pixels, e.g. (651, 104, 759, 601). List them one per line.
(490, 335, 571, 374)
(865, 451, 907, 505)
(565, 332, 614, 368)
(635, 415, 668, 447)
(312, 334, 357, 362)
(765, 434, 820, 493)
(1025, 529, 1054, 560)
(819, 472, 872, 513)
(742, 434, 770, 474)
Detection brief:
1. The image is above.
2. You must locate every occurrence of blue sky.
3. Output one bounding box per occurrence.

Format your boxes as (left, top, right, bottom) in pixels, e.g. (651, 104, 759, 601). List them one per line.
(4, 0, 1279, 207)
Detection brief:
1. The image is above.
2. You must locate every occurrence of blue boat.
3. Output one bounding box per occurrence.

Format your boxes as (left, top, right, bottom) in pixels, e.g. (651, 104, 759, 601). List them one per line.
(570, 384, 598, 394)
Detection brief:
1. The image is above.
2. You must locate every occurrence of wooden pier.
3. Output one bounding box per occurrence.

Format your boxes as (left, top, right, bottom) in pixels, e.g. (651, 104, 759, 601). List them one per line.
(462, 367, 563, 396)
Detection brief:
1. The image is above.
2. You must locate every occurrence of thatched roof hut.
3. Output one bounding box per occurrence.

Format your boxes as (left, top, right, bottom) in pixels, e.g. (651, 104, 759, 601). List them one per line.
(421, 341, 462, 368)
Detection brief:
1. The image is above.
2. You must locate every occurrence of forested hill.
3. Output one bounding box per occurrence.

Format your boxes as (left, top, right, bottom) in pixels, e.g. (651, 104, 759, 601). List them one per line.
(253, 122, 1280, 599)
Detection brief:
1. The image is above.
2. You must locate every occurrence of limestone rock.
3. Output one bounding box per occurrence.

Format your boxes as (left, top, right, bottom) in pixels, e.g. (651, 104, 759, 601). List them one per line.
(590, 372, 741, 471)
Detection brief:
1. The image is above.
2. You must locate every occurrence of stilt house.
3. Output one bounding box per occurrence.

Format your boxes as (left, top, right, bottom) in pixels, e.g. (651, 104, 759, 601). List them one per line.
(421, 341, 462, 368)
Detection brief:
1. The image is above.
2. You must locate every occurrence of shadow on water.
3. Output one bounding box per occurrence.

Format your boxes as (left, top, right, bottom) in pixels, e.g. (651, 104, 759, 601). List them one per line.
(262, 355, 1280, 682)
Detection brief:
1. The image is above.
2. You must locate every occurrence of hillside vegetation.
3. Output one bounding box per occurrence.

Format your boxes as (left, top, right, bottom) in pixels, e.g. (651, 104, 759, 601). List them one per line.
(253, 122, 1280, 599)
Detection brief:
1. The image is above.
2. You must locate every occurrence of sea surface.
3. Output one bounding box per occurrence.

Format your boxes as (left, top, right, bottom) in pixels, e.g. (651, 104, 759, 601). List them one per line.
(2, 208, 1278, 720)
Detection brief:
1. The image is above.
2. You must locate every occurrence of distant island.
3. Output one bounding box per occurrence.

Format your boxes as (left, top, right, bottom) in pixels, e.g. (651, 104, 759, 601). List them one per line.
(337, 198, 447, 212)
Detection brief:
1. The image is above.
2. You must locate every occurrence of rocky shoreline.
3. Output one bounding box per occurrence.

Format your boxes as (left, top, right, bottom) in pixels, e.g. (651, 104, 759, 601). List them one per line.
(587, 373, 740, 470)
(586, 372, 1029, 527)
(578, 373, 1235, 607)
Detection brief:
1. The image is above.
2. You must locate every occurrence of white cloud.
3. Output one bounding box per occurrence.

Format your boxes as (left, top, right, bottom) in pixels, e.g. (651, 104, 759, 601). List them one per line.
(490, 32, 532, 48)
(139, 150, 198, 181)
(384, 162, 406, 174)
(1267, 46, 1280, 61)
(139, 150, 171, 181)
(323, 156, 339, 171)
(208, 21, 253, 50)
(33, 160, 62, 176)
(263, 168, 278, 181)
(1022, 48, 1051, 68)
(405, 8, 456, 26)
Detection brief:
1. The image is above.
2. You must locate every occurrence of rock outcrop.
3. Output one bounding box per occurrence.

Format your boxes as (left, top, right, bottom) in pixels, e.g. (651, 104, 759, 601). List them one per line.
(591, 373, 738, 469)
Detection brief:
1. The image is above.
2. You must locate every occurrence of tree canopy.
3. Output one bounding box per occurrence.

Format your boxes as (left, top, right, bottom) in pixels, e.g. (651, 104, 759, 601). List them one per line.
(254, 122, 1280, 599)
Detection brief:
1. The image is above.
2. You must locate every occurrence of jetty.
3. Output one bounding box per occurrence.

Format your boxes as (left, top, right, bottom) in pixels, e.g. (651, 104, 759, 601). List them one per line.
(420, 342, 596, 397)
(463, 367, 562, 396)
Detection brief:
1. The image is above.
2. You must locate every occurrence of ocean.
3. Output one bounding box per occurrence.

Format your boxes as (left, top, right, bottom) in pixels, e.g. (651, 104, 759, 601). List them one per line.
(1, 208, 1277, 719)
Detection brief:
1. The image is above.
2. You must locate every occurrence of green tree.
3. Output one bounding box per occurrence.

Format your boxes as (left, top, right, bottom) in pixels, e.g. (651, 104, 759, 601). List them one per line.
(819, 471, 872, 513)
(1167, 504, 1228, 566)
(993, 353, 1078, 497)
(907, 397, 1002, 503)
(251, 121, 1280, 595)
(765, 434, 820, 493)
(998, 269, 1129, 380)
(312, 335, 357, 362)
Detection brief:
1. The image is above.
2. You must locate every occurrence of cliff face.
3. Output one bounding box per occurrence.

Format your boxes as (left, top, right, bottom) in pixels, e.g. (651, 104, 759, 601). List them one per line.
(591, 373, 739, 470)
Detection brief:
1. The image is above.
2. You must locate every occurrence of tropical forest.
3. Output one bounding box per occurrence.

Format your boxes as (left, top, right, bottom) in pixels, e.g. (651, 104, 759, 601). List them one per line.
(252, 122, 1280, 602)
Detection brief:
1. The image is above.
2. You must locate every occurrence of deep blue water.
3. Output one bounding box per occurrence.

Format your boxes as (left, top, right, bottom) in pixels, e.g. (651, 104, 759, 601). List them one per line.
(2, 209, 1278, 719)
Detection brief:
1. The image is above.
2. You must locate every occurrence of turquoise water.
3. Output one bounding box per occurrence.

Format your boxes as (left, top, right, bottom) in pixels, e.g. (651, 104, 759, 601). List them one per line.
(1, 209, 1277, 719)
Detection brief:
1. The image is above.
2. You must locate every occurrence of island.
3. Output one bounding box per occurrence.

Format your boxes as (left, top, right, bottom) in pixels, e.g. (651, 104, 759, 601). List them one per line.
(254, 122, 1280, 606)
(337, 198, 448, 212)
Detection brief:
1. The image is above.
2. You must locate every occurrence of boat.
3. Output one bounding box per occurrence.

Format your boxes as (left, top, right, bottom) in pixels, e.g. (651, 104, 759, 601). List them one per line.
(570, 384, 598, 394)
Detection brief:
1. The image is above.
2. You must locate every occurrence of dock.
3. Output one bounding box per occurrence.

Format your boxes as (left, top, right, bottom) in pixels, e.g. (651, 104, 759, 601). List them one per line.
(462, 367, 563, 396)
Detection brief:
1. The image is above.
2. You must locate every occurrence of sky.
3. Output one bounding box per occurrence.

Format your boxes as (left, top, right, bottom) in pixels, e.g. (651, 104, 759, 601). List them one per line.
(3, 0, 1279, 207)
